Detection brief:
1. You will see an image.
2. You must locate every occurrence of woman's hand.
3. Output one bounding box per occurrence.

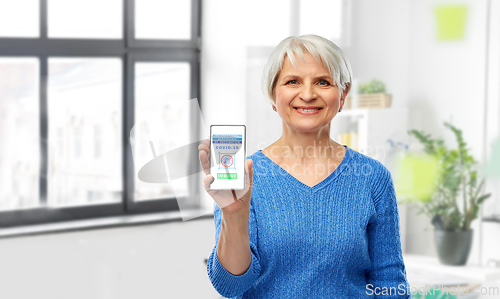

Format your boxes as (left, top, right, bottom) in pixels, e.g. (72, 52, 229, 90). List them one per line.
(198, 139, 254, 215)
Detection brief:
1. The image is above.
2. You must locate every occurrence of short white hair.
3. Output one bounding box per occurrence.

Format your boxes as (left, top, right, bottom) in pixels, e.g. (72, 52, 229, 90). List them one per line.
(261, 34, 353, 105)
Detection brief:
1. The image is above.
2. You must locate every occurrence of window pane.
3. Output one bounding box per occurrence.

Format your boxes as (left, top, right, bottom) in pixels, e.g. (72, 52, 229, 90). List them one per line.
(134, 62, 190, 201)
(299, 0, 342, 40)
(48, 58, 122, 207)
(48, 0, 122, 39)
(0, 58, 40, 211)
(135, 0, 191, 40)
(0, 0, 39, 37)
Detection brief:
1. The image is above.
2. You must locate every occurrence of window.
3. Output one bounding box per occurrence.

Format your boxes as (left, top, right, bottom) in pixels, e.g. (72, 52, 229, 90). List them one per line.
(0, 0, 201, 228)
(0, 58, 40, 212)
(133, 61, 191, 202)
(0, 0, 40, 38)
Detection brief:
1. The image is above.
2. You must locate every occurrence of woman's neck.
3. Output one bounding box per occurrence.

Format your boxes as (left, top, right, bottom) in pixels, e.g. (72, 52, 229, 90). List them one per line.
(269, 123, 341, 162)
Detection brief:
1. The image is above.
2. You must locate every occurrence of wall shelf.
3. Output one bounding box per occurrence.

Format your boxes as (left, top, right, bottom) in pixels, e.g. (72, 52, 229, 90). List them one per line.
(331, 107, 409, 164)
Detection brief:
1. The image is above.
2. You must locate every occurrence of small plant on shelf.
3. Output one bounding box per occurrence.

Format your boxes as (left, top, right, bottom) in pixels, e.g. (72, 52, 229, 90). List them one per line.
(345, 79, 391, 109)
(358, 79, 386, 94)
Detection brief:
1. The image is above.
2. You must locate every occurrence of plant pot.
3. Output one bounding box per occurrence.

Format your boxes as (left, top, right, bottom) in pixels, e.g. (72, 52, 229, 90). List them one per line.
(434, 229, 473, 266)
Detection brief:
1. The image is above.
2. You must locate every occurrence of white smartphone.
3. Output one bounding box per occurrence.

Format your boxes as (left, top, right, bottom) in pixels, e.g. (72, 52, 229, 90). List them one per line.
(209, 125, 246, 190)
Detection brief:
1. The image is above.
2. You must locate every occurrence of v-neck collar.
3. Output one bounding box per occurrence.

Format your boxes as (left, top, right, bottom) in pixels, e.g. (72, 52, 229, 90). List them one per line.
(256, 145, 352, 192)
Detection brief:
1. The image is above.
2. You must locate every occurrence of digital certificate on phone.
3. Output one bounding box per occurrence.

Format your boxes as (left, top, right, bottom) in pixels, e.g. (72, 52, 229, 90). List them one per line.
(209, 125, 246, 190)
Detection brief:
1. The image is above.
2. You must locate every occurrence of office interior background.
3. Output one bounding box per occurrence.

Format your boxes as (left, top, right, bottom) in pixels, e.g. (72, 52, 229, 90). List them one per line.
(1, 0, 500, 298)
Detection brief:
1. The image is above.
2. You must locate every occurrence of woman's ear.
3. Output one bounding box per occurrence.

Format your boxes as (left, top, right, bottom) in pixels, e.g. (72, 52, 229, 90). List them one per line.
(341, 83, 350, 104)
(343, 83, 351, 98)
(339, 83, 350, 109)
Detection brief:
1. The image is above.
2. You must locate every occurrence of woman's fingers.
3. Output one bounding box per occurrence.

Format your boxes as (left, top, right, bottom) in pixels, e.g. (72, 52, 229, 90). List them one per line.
(198, 142, 209, 153)
(199, 139, 253, 211)
(198, 143, 210, 157)
(202, 139, 210, 148)
(199, 150, 210, 175)
(198, 140, 211, 175)
(203, 174, 214, 193)
(198, 139, 210, 156)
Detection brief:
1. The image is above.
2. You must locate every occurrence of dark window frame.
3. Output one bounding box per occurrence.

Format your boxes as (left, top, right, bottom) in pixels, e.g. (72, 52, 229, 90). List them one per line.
(0, 0, 201, 228)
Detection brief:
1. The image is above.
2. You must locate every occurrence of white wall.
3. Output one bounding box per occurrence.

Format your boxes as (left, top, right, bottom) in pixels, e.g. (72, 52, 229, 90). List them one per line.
(200, 0, 249, 128)
(406, 0, 493, 264)
(350, 0, 410, 110)
(352, 0, 500, 265)
(482, 0, 500, 266)
(0, 218, 220, 299)
(351, 0, 412, 255)
(407, 0, 487, 154)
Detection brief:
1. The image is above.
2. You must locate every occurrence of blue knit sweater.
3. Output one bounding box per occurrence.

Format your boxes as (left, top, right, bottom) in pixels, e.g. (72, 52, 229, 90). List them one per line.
(207, 145, 410, 298)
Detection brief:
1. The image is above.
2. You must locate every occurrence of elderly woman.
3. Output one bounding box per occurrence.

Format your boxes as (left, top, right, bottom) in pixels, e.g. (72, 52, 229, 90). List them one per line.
(198, 34, 410, 298)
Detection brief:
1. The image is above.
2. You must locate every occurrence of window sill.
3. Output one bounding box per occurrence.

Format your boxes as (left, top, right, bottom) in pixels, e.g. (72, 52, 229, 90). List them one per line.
(0, 208, 214, 239)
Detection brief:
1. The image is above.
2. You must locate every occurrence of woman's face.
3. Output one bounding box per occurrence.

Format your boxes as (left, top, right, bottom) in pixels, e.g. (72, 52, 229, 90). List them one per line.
(274, 51, 346, 134)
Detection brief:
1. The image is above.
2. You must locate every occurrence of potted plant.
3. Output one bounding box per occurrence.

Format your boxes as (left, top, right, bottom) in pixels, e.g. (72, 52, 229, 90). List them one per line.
(406, 122, 491, 265)
(359, 78, 386, 94)
(345, 79, 392, 109)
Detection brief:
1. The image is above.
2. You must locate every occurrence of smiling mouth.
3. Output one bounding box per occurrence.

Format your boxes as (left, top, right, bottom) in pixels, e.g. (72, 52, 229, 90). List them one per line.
(294, 107, 322, 112)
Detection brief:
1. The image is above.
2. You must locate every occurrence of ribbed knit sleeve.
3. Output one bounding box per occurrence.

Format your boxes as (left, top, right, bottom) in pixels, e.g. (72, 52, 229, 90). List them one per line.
(206, 201, 261, 298)
(366, 165, 410, 298)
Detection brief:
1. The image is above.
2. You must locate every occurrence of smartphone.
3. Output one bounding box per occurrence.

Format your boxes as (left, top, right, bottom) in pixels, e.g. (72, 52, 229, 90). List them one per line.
(209, 125, 246, 190)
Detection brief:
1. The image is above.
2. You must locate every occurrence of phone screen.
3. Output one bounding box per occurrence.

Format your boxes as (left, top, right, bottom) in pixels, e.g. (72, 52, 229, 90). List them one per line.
(209, 125, 246, 190)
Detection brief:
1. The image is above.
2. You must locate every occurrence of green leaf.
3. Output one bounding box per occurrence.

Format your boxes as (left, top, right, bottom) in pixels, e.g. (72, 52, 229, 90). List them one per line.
(469, 171, 478, 187)
(476, 194, 491, 205)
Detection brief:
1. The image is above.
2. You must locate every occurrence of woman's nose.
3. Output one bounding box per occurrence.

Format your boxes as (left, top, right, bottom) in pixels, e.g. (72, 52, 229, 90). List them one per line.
(299, 84, 317, 102)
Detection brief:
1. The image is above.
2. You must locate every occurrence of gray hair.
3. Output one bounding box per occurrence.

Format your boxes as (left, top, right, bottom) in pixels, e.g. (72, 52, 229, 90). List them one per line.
(261, 34, 353, 105)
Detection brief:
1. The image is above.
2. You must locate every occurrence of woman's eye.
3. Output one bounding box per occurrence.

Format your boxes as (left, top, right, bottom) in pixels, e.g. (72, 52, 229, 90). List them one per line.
(318, 80, 330, 86)
(286, 80, 297, 85)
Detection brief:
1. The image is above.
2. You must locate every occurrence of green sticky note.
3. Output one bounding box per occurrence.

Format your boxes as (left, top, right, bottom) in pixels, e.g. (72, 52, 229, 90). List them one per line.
(435, 5, 468, 40)
(394, 154, 440, 202)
